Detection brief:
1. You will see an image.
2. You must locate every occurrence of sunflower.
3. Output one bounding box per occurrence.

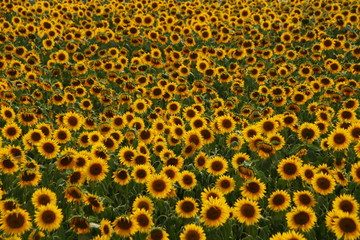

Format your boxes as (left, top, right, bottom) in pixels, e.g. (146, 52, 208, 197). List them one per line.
(333, 194, 359, 215)
(63, 112, 84, 131)
(300, 164, 316, 184)
(17, 112, 38, 127)
(18, 170, 42, 187)
(267, 133, 285, 151)
(215, 175, 235, 195)
(113, 169, 131, 186)
(282, 230, 307, 240)
(86, 158, 109, 182)
(132, 196, 154, 214)
(31, 188, 57, 208)
(194, 152, 207, 171)
(53, 128, 71, 144)
(206, 156, 228, 176)
(257, 118, 278, 135)
(2, 122, 22, 141)
(113, 216, 138, 237)
(349, 123, 360, 141)
(0, 106, 15, 121)
(277, 156, 302, 181)
(268, 190, 291, 211)
(286, 206, 317, 232)
(312, 173, 336, 195)
(240, 178, 266, 200)
(132, 165, 152, 184)
(7, 145, 25, 162)
(132, 208, 153, 233)
(118, 146, 136, 167)
(28, 230, 45, 240)
(184, 130, 203, 150)
(55, 49, 69, 64)
(64, 186, 83, 203)
(282, 113, 298, 127)
(0, 156, 18, 174)
(84, 194, 104, 213)
(178, 170, 197, 190)
(36, 139, 60, 159)
(175, 197, 199, 219)
(24, 129, 44, 146)
(327, 128, 351, 151)
(234, 198, 261, 226)
(70, 217, 90, 234)
(231, 152, 250, 169)
(216, 115, 236, 133)
(100, 218, 113, 238)
(147, 174, 172, 199)
(297, 122, 320, 143)
(293, 191, 316, 208)
(329, 212, 359, 240)
(160, 165, 178, 183)
(35, 204, 63, 232)
(200, 197, 230, 227)
(179, 224, 206, 240)
(242, 125, 260, 141)
(333, 169, 348, 186)
(147, 228, 169, 240)
(0, 208, 32, 235)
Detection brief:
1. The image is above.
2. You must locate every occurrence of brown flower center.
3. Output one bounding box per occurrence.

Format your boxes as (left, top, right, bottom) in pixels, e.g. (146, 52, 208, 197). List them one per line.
(41, 210, 56, 224)
(293, 211, 310, 225)
(6, 212, 25, 229)
(240, 203, 255, 218)
(339, 217, 356, 233)
(206, 206, 221, 220)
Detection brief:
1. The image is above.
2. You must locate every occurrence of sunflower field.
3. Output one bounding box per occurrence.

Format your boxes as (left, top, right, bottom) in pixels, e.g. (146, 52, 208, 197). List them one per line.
(1, 0, 360, 239)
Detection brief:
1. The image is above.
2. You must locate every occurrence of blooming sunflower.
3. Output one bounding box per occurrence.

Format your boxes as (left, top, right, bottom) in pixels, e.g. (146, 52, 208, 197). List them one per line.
(206, 156, 229, 176)
(146, 174, 172, 199)
(0, 208, 32, 235)
(333, 194, 359, 215)
(200, 197, 230, 227)
(35, 204, 63, 232)
(215, 175, 235, 195)
(2, 123, 22, 141)
(312, 173, 336, 195)
(216, 115, 236, 133)
(179, 224, 206, 240)
(332, 212, 360, 240)
(36, 139, 60, 159)
(132, 196, 154, 214)
(132, 208, 153, 233)
(240, 178, 266, 200)
(200, 187, 226, 203)
(231, 152, 250, 168)
(175, 197, 199, 218)
(113, 169, 131, 186)
(31, 188, 57, 208)
(293, 191, 316, 208)
(327, 128, 351, 151)
(99, 218, 113, 238)
(268, 190, 291, 211)
(178, 170, 197, 190)
(113, 216, 138, 237)
(147, 227, 169, 240)
(286, 206, 317, 232)
(86, 158, 109, 182)
(297, 122, 320, 143)
(277, 156, 302, 181)
(300, 164, 316, 184)
(234, 198, 261, 226)
(63, 112, 84, 131)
